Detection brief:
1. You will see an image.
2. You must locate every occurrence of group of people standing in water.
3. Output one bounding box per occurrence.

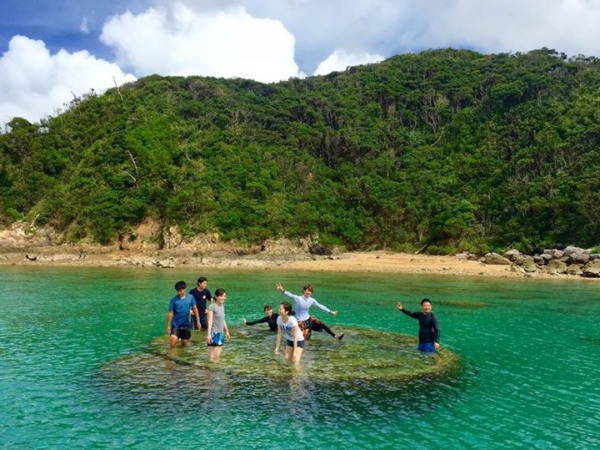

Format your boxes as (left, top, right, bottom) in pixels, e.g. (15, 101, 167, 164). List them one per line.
(166, 276, 441, 364)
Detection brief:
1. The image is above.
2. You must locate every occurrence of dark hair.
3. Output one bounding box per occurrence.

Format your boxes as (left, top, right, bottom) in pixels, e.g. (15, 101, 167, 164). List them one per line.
(302, 284, 314, 293)
(214, 288, 226, 297)
(263, 304, 272, 312)
(421, 298, 432, 306)
(175, 281, 187, 290)
(280, 301, 294, 316)
(197, 276, 208, 285)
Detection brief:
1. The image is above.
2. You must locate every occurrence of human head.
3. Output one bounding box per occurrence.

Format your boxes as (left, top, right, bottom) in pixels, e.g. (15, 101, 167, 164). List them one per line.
(421, 298, 432, 314)
(302, 284, 314, 297)
(264, 304, 273, 314)
(214, 288, 227, 302)
(279, 302, 293, 316)
(197, 277, 208, 288)
(175, 281, 186, 291)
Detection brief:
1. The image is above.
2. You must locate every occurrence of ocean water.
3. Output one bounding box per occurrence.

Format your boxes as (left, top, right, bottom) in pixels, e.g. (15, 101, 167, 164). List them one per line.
(0, 266, 599, 449)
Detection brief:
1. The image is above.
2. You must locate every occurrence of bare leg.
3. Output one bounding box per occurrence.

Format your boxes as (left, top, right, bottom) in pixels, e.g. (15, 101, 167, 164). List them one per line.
(292, 347, 303, 364)
(169, 334, 179, 349)
(208, 345, 223, 362)
(284, 346, 293, 362)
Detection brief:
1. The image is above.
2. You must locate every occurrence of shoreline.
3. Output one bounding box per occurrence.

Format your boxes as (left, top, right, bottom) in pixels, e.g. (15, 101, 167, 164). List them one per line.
(1, 247, 597, 280)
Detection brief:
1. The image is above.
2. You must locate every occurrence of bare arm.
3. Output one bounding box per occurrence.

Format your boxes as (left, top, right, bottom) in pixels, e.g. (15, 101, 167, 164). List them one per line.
(166, 311, 174, 334)
(224, 320, 230, 341)
(274, 327, 282, 356)
(192, 306, 200, 329)
(206, 309, 213, 344)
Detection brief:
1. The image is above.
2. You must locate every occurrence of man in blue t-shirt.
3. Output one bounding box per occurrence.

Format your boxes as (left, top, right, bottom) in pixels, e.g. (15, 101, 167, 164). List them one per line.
(167, 281, 200, 348)
(189, 276, 211, 329)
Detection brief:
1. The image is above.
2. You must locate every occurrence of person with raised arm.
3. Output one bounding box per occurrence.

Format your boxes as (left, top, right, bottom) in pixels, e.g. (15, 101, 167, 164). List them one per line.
(396, 299, 440, 353)
(243, 304, 278, 332)
(275, 282, 343, 341)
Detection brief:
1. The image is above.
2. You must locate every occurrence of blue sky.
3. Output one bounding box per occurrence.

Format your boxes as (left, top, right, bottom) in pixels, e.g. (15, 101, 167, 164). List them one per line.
(2, 0, 600, 127)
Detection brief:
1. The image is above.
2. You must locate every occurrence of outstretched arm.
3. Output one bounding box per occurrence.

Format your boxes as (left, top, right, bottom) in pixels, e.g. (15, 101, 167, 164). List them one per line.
(245, 315, 269, 326)
(397, 302, 416, 317)
(312, 299, 337, 316)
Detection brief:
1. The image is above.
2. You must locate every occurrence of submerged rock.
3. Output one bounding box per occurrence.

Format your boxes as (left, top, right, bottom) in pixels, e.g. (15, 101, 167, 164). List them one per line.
(144, 326, 461, 382)
(97, 327, 463, 400)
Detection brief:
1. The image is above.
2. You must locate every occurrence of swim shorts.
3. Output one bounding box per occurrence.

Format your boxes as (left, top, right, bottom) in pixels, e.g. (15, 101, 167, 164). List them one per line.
(418, 342, 436, 353)
(172, 327, 191, 340)
(208, 332, 225, 346)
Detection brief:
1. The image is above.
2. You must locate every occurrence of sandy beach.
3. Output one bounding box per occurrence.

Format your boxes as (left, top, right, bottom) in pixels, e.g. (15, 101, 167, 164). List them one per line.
(0, 246, 592, 280)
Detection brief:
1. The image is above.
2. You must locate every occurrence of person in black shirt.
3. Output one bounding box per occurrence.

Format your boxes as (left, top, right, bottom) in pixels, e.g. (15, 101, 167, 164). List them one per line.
(189, 276, 211, 329)
(396, 298, 440, 353)
(244, 304, 278, 332)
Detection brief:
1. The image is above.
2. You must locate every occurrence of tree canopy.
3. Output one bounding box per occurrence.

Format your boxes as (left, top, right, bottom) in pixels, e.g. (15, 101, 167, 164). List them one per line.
(1, 48, 599, 254)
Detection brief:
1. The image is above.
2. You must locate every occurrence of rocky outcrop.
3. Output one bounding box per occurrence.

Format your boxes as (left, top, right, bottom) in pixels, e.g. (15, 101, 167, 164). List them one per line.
(582, 260, 600, 278)
(484, 253, 512, 265)
(513, 256, 538, 273)
(480, 246, 600, 279)
(544, 259, 568, 274)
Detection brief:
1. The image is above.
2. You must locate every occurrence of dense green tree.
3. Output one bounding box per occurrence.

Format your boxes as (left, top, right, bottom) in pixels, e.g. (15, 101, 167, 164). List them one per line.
(1, 48, 600, 253)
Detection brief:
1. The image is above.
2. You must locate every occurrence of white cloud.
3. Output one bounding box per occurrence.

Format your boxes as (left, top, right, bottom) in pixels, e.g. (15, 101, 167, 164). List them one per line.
(100, 3, 304, 82)
(314, 50, 384, 76)
(0, 35, 136, 126)
(421, 0, 600, 56)
(245, 0, 600, 66)
(6, 0, 600, 127)
(80, 16, 90, 34)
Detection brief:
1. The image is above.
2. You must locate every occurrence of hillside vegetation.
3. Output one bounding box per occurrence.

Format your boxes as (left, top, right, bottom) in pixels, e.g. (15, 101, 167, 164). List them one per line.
(1, 48, 599, 254)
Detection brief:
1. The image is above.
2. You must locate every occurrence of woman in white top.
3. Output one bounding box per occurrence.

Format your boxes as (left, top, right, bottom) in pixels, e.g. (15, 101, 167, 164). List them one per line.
(274, 302, 304, 364)
(276, 282, 342, 341)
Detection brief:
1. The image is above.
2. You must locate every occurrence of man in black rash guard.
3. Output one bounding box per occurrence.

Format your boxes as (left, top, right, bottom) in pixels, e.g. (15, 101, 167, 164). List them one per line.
(396, 298, 440, 353)
(189, 277, 211, 329)
(243, 305, 279, 332)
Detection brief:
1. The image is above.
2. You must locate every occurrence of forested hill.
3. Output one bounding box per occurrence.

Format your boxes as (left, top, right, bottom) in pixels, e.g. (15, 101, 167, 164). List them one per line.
(1, 48, 599, 254)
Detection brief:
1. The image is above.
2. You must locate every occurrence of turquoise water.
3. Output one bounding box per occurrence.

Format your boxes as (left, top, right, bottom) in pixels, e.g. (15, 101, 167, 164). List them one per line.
(1, 266, 599, 449)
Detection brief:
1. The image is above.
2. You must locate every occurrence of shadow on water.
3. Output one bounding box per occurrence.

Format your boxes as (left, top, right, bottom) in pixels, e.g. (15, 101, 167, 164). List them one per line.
(94, 327, 472, 421)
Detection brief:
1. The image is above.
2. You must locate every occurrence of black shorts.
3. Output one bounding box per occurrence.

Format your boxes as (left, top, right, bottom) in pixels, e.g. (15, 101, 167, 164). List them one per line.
(172, 327, 191, 340)
(286, 339, 305, 348)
